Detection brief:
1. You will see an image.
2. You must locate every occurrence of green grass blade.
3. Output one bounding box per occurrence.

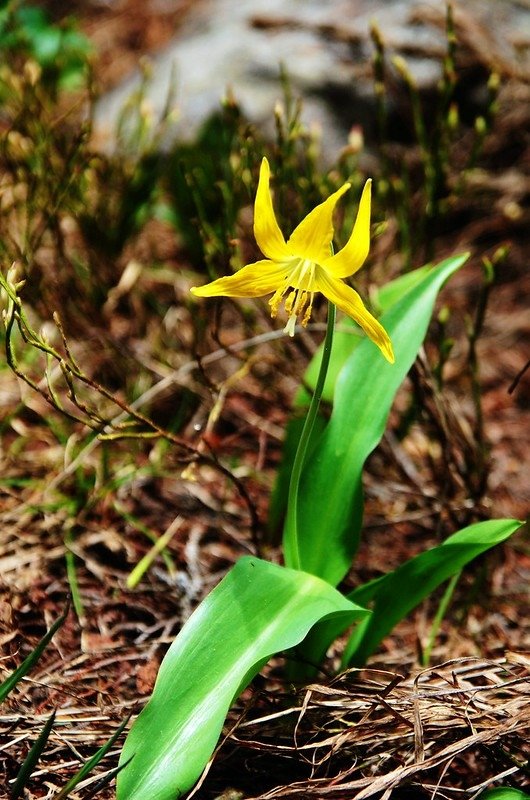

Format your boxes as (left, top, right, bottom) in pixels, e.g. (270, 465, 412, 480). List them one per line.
(53, 714, 130, 800)
(64, 533, 84, 620)
(421, 569, 461, 666)
(344, 518, 523, 666)
(285, 253, 469, 585)
(11, 710, 56, 800)
(117, 556, 368, 800)
(0, 601, 70, 704)
(80, 758, 134, 800)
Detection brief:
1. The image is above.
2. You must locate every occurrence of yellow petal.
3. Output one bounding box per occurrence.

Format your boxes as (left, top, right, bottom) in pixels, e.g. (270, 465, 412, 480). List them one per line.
(253, 158, 290, 262)
(322, 179, 371, 279)
(191, 260, 288, 298)
(316, 270, 394, 363)
(287, 182, 350, 264)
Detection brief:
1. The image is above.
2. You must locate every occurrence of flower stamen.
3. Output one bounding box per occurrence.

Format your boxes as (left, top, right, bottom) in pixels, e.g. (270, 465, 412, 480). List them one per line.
(284, 314, 297, 337)
(269, 284, 286, 318)
(302, 293, 315, 327)
(284, 289, 297, 315)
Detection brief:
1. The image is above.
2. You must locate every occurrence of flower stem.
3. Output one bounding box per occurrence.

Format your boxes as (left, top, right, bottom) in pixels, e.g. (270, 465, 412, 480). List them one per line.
(285, 302, 336, 571)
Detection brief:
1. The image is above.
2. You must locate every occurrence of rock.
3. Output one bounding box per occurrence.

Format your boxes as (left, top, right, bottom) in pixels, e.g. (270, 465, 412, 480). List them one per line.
(92, 0, 529, 161)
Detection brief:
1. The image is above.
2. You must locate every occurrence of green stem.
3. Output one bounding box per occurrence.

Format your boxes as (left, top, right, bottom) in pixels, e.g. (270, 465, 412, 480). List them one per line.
(64, 527, 85, 621)
(421, 569, 461, 666)
(285, 302, 336, 571)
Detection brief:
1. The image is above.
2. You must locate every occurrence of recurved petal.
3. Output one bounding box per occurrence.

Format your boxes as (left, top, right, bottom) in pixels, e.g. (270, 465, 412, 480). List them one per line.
(316, 270, 394, 363)
(254, 158, 290, 262)
(322, 179, 371, 279)
(287, 182, 350, 264)
(190, 260, 288, 299)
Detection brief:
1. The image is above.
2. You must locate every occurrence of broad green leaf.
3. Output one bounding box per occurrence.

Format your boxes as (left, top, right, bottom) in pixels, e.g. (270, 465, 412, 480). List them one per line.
(375, 264, 433, 312)
(478, 790, 530, 800)
(117, 557, 367, 800)
(302, 263, 434, 405)
(269, 264, 435, 534)
(268, 412, 326, 538)
(343, 518, 523, 666)
(283, 253, 469, 585)
(299, 323, 361, 406)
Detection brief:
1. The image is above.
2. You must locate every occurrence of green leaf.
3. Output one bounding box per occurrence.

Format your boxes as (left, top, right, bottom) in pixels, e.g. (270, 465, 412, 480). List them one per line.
(343, 518, 523, 666)
(301, 264, 433, 406)
(283, 253, 469, 585)
(117, 556, 367, 800)
(478, 791, 530, 800)
(269, 264, 435, 534)
(375, 264, 433, 312)
(0, 601, 69, 704)
(268, 412, 327, 538)
(300, 322, 361, 406)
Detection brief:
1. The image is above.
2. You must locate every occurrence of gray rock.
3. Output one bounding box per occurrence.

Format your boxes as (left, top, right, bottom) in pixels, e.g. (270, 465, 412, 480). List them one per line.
(93, 0, 529, 161)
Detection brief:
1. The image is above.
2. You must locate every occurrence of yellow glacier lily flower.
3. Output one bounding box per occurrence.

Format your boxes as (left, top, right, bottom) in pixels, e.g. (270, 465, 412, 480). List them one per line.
(191, 157, 394, 363)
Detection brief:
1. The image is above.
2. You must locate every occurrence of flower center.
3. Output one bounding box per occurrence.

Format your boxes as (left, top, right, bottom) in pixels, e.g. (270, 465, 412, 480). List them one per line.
(268, 258, 317, 336)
